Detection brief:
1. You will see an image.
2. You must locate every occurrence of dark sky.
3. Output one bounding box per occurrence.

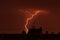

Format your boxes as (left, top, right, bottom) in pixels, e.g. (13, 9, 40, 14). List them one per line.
(0, 0, 60, 34)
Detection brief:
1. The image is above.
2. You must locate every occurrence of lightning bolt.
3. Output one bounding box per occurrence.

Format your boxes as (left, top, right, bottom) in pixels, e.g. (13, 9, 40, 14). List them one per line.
(24, 10, 41, 34)
(18, 9, 48, 34)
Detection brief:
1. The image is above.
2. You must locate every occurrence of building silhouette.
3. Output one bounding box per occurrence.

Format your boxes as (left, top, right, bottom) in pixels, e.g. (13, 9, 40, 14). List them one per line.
(27, 26, 42, 40)
(0, 26, 60, 40)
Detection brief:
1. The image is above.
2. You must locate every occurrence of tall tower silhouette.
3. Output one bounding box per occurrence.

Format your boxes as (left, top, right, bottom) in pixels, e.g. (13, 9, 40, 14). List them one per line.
(46, 26, 48, 34)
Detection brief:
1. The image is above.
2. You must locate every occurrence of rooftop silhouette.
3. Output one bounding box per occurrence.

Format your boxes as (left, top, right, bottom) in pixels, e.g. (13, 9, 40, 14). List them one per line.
(0, 26, 60, 40)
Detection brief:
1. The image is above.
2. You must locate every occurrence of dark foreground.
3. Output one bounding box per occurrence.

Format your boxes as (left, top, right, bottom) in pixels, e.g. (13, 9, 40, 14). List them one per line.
(0, 27, 60, 40)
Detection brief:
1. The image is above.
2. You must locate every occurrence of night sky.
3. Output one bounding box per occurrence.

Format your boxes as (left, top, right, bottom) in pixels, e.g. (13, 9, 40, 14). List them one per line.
(0, 0, 60, 34)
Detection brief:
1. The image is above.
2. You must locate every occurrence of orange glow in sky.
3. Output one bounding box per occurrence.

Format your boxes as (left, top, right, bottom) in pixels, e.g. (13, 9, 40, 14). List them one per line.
(18, 9, 48, 34)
